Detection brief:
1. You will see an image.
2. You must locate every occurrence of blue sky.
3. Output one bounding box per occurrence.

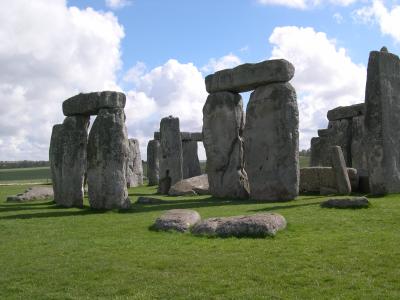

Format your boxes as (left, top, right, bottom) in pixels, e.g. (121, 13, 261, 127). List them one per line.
(1, 0, 400, 160)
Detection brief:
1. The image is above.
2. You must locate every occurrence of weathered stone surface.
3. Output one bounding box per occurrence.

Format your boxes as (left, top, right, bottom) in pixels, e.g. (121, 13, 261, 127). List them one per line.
(158, 116, 183, 194)
(7, 186, 54, 202)
(327, 103, 365, 121)
(318, 129, 331, 137)
(182, 141, 201, 179)
(147, 140, 160, 186)
(351, 115, 368, 176)
(365, 49, 400, 195)
(189, 132, 203, 141)
(202, 92, 249, 199)
(154, 131, 203, 142)
(154, 131, 160, 140)
(62, 91, 126, 116)
(244, 83, 299, 201)
(321, 197, 370, 209)
(300, 167, 359, 193)
(153, 209, 201, 232)
(87, 108, 131, 209)
(205, 59, 295, 93)
(168, 174, 209, 196)
(331, 146, 351, 195)
(126, 139, 143, 188)
(136, 196, 166, 204)
(192, 213, 286, 238)
(49, 116, 89, 208)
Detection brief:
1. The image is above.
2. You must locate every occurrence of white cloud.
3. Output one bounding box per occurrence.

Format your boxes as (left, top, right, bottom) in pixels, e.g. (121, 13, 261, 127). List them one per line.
(257, 0, 359, 9)
(333, 12, 344, 24)
(269, 26, 366, 150)
(354, 0, 400, 43)
(201, 53, 242, 73)
(105, 0, 131, 9)
(0, 0, 124, 160)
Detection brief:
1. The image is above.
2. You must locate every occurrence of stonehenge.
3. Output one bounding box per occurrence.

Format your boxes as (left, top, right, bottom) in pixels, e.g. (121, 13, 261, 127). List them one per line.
(50, 91, 143, 210)
(147, 139, 160, 186)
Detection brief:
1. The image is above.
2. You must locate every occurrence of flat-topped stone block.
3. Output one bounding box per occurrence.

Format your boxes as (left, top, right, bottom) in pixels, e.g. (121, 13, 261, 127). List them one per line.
(62, 91, 126, 116)
(154, 131, 203, 141)
(327, 103, 365, 121)
(205, 59, 295, 94)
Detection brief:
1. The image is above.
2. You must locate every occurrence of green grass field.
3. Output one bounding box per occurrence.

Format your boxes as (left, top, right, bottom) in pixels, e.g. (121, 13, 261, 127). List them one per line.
(1, 183, 400, 299)
(0, 167, 51, 184)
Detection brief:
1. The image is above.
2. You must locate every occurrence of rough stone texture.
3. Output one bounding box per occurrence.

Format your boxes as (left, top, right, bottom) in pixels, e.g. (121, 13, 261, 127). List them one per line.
(153, 209, 201, 232)
(62, 91, 126, 116)
(205, 59, 295, 94)
(202, 92, 249, 199)
(154, 131, 203, 142)
(168, 174, 209, 196)
(182, 140, 201, 179)
(318, 129, 331, 137)
(189, 132, 203, 141)
(154, 131, 160, 140)
(7, 186, 54, 202)
(321, 197, 370, 209)
(126, 139, 143, 188)
(191, 213, 286, 238)
(49, 116, 89, 208)
(365, 49, 400, 195)
(158, 116, 183, 194)
(87, 108, 131, 209)
(331, 146, 351, 195)
(300, 167, 359, 193)
(327, 103, 365, 121)
(244, 83, 299, 201)
(351, 115, 368, 176)
(147, 139, 160, 186)
(136, 197, 166, 204)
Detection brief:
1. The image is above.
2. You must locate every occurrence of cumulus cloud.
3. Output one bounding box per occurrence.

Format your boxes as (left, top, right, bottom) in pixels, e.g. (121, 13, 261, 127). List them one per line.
(353, 0, 400, 43)
(257, 0, 359, 9)
(201, 53, 242, 73)
(0, 0, 124, 160)
(105, 0, 131, 9)
(269, 26, 366, 150)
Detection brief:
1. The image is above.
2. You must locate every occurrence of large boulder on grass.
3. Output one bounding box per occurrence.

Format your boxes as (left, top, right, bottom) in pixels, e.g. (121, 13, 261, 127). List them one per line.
(321, 197, 370, 209)
(153, 209, 201, 232)
(7, 186, 54, 202)
(168, 174, 209, 196)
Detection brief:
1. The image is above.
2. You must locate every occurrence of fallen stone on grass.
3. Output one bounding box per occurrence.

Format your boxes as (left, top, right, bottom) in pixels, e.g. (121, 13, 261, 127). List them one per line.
(191, 213, 286, 238)
(7, 186, 54, 202)
(136, 197, 166, 204)
(168, 174, 209, 196)
(153, 209, 201, 232)
(320, 197, 370, 209)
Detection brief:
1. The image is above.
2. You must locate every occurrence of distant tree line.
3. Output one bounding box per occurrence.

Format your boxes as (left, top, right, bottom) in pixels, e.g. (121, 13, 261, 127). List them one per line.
(0, 160, 50, 169)
(299, 149, 311, 157)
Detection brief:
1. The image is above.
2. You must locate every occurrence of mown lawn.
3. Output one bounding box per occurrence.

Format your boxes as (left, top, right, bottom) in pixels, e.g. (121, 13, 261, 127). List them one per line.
(1, 184, 399, 299)
(0, 167, 51, 184)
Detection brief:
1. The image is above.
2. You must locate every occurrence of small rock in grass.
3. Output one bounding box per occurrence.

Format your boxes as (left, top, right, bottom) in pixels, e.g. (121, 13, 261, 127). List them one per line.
(321, 197, 370, 209)
(152, 209, 201, 232)
(136, 197, 166, 204)
(191, 213, 286, 238)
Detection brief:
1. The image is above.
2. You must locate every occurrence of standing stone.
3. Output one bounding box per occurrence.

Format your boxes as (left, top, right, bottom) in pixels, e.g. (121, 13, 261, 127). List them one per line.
(331, 146, 351, 195)
(49, 116, 89, 207)
(203, 92, 249, 199)
(182, 140, 201, 179)
(158, 116, 183, 194)
(244, 83, 299, 201)
(126, 139, 143, 188)
(351, 115, 369, 189)
(327, 103, 365, 121)
(147, 139, 160, 186)
(365, 48, 400, 195)
(87, 108, 131, 209)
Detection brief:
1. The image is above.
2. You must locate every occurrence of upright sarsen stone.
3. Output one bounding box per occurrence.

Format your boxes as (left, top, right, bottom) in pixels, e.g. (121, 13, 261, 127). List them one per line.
(202, 92, 249, 199)
(365, 48, 400, 194)
(331, 146, 351, 195)
(244, 83, 299, 201)
(182, 140, 201, 179)
(147, 139, 160, 186)
(158, 116, 183, 194)
(87, 108, 131, 209)
(126, 139, 143, 188)
(49, 116, 89, 207)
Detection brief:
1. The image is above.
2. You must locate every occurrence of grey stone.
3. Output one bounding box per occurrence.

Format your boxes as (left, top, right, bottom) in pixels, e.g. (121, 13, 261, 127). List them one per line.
(154, 131, 203, 142)
(331, 146, 351, 195)
(202, 92, 249, 199)
(168, 174, 209, 196)
(365, 49, 400, 195)
(49, 116, 89, 208)
(147, 140, 160, 186)
(87, 108, 131, 209)
(351, 115, 368, 176)
(318, 129, 331, 137)
(7, 186, 54, 202)
(136, 197, 166, 204)
(126, 139, 143, 188)
(205, 59, 295, 93)
(321, 197, 370, 209)
(300, 167, 359, 193)
(327, 103, 365, 121)
(244, 83, 299, 201)
(182, 140, 201, 179)
(320, 187, 338, 195)
(158, 116, 183, 194)
(153, 209, 201, 232)
(191, 213, 286, 238)
(62, 91, 126, 116)
(180, 132, 191, 141)
(189, 132, 203, 141)
(154, 131, 160, 140)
